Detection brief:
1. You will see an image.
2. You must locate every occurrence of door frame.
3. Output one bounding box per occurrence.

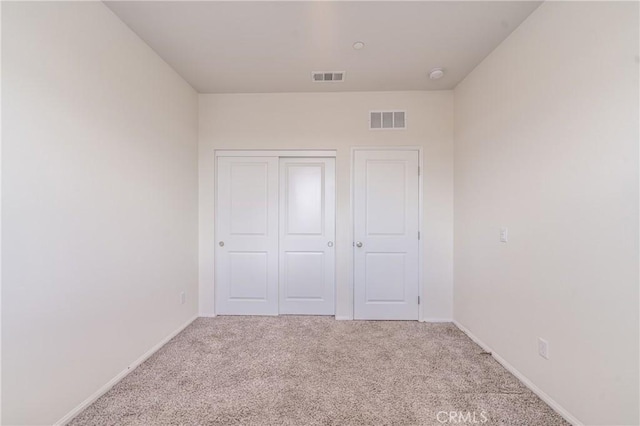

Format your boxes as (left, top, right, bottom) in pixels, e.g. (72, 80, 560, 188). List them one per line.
(213, 149, 337, 317)
(215, 150, 337, 158)
(350, 147, 424, 322)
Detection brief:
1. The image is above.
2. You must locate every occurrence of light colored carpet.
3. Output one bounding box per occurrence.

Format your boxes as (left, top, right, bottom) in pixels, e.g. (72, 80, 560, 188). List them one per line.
(70, 317, 567, 425)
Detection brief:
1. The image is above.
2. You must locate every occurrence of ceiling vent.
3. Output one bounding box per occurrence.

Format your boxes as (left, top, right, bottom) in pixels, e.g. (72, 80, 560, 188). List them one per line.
(312, 71, 345, 83)
(370, 111, 406, 130)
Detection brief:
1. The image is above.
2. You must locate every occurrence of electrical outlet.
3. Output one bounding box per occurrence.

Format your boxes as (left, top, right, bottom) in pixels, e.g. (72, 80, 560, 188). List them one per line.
(538, 338, 549, 359)
(180, 292, 186, 305)
(500, 227, 508, 242)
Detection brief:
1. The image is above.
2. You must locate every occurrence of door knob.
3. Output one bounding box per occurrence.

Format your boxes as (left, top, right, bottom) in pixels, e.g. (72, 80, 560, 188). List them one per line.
(356, 241, 363, 248)
(219, 241, 224, 247)
(327, 241, 334, 247)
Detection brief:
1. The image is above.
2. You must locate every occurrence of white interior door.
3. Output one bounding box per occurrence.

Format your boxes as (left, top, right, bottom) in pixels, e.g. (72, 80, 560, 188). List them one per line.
(353, 150, 420, 320)
(279, 158, 335, 315)
(215, 156, 279, 315)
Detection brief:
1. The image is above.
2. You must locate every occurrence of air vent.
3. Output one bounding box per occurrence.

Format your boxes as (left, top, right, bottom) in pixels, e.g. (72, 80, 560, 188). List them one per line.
(370, 111, 406, 130)
(312, 71, 345, 83)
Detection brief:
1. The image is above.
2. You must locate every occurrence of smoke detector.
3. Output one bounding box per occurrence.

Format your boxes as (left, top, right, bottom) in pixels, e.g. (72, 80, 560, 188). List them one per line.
(429, 68, 444, 80)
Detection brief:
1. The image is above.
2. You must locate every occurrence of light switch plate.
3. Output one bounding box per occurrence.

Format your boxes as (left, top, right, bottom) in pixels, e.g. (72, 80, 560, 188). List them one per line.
(538, 338, 549, 359)
(500, 227, 508, 242)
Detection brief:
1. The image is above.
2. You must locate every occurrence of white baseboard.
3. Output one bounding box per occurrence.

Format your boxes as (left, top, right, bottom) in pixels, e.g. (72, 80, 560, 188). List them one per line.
(336, 316, 448, 322)
(55, 315, 198, 426)
(453, 320, 583, 426)
(422, 318, 453, 323)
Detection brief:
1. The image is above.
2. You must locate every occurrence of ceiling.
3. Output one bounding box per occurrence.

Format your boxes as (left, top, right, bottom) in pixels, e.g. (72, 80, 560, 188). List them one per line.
(106, 1, 541, 94)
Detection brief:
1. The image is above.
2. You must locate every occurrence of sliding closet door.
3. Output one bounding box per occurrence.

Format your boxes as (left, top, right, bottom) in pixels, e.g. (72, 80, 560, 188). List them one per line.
(215, 157, 279, 315)
(279, 158, 335, 315)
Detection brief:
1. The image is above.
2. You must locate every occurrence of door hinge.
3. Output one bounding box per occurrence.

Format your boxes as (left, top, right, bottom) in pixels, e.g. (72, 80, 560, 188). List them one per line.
(418, 296, 421, 304)
(418, 166, 420, 176)
(418, 231, 420, 240)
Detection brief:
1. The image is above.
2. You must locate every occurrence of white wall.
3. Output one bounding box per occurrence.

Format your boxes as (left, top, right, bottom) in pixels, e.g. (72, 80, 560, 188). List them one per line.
(199, 91, 454, 321)
(454, 2, 639, 425)
(2, 2, 199, 424)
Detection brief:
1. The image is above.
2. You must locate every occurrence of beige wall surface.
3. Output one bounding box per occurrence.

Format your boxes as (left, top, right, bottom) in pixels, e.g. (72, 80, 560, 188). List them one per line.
(2, 2, 199, 424)
(454, 2, 639, 424)
(199, 91, 454, 321)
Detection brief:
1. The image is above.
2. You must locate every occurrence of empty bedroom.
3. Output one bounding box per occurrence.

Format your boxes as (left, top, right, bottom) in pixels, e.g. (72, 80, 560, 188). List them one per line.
(1, 1, 638, 425)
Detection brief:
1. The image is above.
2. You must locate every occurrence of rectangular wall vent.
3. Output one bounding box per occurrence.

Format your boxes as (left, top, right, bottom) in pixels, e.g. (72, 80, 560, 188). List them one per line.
(312, 71, 345, 83)
(370, 111, 406, 130)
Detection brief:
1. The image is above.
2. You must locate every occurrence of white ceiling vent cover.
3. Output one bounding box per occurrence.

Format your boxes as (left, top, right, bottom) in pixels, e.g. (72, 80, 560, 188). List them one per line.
(370, 111, 406, 130)
(312, 71, 345, 83)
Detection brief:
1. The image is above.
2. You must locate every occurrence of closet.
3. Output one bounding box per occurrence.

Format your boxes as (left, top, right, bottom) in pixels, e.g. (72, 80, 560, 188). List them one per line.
(215, 153, 335, 315)
(352, 149, 420, 320)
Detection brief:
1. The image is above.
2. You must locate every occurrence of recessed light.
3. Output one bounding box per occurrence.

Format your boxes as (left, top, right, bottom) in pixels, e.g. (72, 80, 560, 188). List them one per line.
(429, 68, 444, 80)
(353, 41, 365, 50)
